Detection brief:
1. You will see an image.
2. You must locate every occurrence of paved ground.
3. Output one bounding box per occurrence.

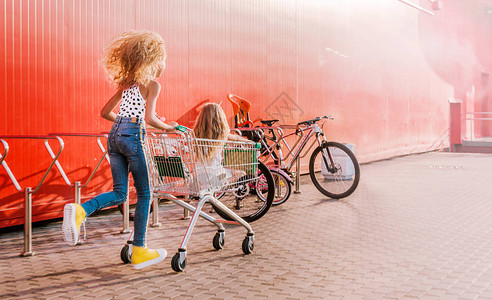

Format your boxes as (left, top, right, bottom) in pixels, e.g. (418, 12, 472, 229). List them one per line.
(1, 152, 492, 299)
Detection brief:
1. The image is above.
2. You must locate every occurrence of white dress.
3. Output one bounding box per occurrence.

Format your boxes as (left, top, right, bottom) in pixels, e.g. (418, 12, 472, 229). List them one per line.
(195, 150, 232, 191)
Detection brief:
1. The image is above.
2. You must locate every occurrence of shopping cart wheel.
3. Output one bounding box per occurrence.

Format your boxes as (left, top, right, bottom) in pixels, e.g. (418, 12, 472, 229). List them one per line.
(171, 252, 186, 272)
(213, 231, 225, 250)
(242, 234, 254, 255)
(120, 244, 132, 264)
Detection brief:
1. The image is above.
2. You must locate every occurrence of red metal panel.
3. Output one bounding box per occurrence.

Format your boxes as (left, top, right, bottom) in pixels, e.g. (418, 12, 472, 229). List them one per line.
(1, 0, 492, 227)
(0, 1, 5, 131)
(229, 1, 267, 125)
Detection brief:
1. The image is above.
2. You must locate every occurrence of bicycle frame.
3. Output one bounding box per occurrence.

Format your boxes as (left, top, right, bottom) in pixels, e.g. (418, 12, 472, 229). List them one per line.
(261, 122, 327, 174)
(235, 115, 337, 179)
(237, 114, 360, 201)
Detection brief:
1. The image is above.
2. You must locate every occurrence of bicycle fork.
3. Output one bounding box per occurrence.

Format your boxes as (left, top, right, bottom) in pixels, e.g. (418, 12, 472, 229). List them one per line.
(316, 131, 337, 174)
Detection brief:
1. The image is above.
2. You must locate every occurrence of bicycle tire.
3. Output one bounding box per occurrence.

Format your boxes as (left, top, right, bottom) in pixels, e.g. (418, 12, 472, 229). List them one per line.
(211, 161, 274, 222)
(309, 142, 360, 199)
(265, 169, 292, 206)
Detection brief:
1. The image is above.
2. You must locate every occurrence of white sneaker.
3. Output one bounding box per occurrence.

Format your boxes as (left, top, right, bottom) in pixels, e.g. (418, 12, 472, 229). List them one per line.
(62, 203, 86, 246)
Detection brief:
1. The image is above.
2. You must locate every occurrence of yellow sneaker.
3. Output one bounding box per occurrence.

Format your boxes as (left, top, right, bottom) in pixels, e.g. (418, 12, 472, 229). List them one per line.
(132, 245, 167, 270)
(62, 203, 86, 246)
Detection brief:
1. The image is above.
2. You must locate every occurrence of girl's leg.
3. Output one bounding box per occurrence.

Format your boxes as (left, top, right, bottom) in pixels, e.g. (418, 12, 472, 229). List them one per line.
(129, 145, 167, 269)
(63, 150, 129, 246)
(128, 145, 152, 247)
(81, 151, 129, 216)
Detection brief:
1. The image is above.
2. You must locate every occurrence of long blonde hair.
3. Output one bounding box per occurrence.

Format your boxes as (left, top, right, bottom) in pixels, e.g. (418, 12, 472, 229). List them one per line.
(193, 103, 230, 163)
(101, 30, 166, 89)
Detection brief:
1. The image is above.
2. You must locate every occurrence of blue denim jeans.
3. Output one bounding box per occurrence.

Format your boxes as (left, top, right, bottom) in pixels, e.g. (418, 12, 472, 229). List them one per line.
(81, 116, 151, 247)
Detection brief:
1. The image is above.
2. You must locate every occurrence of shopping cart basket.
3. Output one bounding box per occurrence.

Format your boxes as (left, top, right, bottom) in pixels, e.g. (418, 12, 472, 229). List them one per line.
(120, 127, 274, 272)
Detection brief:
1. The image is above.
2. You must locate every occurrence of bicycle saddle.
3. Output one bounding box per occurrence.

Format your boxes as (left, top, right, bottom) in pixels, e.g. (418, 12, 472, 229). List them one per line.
(260, 119, 279, 126)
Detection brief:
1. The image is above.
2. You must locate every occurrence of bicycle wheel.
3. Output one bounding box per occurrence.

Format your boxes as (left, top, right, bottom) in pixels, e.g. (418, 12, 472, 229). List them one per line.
(309, 142, 360, 199)
(211, 161, 274, 222)
(257, 169, 291, 206)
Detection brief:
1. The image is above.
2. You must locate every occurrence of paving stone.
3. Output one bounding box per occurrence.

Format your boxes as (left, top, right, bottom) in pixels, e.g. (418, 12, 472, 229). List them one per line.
(1, 153, 492, 298)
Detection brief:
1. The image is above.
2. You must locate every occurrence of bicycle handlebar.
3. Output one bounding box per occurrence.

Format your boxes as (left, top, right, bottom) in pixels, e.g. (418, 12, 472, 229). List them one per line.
(297, 115, 333, 126)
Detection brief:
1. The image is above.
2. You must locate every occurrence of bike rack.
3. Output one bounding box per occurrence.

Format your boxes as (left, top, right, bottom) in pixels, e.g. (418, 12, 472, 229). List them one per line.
(48, 133, 110, 203)
(278, 125, 315, 193)
(0, 135, 64, 256)
(46, 133, 133, 233)
(0, 140, 9, 172)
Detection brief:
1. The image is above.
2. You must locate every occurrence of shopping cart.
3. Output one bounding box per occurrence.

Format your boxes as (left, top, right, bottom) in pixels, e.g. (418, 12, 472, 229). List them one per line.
(120, 126, 274, 272)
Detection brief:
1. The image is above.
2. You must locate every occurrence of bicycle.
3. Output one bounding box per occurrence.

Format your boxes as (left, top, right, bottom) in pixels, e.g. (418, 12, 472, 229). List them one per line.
(242, 115, 360, 205)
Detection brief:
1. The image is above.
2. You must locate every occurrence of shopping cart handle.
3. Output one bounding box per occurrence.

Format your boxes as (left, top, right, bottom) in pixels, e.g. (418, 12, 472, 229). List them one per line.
(255, 142, 261, 149)
(175, 125, 189, 132)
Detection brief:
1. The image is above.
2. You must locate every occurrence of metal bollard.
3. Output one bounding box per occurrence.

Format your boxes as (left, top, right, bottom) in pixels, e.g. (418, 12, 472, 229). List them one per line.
(294, 157, 301, 193)
(74, 181, 81, 204)
(150, 196, 161, 227)
(121, 193, 131, 234)
(183, 206, 191, 219)
(21, 187, 35, 257)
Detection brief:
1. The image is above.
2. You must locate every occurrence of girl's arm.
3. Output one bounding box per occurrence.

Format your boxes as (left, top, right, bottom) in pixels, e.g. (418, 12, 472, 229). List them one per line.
(227, 133, 249, 142)
(145, 81, 176, 131)
(100, 89, 123, 122)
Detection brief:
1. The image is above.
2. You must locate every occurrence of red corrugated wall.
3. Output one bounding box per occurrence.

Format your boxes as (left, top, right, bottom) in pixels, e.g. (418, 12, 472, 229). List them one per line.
(1, 0, 491, 227)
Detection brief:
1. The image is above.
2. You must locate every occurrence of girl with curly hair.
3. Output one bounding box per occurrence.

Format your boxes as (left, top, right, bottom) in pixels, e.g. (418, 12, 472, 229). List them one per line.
(62, 30, 175, 269)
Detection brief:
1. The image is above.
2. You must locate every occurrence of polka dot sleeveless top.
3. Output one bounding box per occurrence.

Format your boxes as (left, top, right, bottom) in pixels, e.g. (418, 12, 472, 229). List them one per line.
(117, 85, 146, 119)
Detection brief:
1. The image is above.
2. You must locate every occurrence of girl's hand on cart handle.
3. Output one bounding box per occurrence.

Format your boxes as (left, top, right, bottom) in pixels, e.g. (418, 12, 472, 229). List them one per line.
(163, 121, 178, 132)
(175, 125, 190, 132)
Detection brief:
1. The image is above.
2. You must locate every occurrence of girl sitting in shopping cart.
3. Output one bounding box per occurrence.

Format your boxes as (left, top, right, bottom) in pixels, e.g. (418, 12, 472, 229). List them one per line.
(192, 103, 249, 190)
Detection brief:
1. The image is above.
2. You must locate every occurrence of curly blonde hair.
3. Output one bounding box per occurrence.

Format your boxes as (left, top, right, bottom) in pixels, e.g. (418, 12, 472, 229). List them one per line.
(101, 30, 166, 89)
(193, 103, 230, 163)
